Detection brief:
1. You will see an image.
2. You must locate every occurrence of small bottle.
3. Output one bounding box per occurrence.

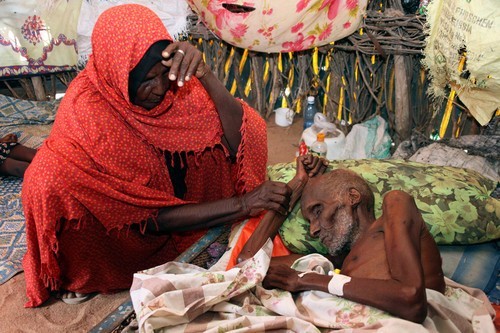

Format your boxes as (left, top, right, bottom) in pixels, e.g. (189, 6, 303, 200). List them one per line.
(310, 132, 328, 158)
(303, 96, 317, 130)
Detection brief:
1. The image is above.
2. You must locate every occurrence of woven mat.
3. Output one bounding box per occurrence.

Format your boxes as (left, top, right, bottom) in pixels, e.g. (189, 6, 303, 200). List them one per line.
(0, 127, 50, 284)
(0, 176, 26, 284)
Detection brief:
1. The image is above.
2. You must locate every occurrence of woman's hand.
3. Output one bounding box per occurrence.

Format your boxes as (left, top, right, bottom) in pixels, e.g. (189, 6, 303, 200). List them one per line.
(161, 41, 210, 87)
(241, 180, 292, 216)
(295, 154, 329, 181)
(161, 43, 244, 157)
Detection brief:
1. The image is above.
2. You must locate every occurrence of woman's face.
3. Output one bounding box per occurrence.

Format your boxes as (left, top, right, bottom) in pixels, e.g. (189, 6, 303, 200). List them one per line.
(132, 62, 171, 110)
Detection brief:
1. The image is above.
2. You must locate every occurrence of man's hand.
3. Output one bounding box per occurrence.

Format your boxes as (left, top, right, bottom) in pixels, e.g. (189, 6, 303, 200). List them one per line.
(241, 180, 292, 216)
(295, 154, 329, 181)
(262, 262, 302, 292)
(161, 41, 210, 87)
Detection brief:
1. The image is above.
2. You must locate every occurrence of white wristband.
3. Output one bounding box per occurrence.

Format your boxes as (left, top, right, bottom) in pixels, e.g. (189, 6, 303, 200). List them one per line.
(327, 273, 351, 296)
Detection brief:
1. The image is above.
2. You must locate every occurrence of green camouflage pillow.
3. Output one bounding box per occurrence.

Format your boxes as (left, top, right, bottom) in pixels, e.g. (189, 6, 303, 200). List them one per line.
(268, 159, 500, 253)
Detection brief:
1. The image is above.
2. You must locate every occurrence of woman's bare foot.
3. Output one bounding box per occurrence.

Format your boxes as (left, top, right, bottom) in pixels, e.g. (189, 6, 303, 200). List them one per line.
(0, 134, 18, 143)
(56, 291, 95, 305)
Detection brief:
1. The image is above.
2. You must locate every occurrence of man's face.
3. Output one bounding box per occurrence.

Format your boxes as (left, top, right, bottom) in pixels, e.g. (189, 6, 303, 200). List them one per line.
(132, 62, 171, 110)
(301, 177, 359, 256)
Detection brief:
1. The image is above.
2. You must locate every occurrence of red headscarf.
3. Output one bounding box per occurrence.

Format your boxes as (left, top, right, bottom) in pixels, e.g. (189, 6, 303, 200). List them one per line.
(22, 4, 267, 306)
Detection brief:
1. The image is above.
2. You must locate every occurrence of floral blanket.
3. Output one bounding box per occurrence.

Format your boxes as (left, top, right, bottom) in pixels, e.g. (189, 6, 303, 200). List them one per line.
(187, 0, 368, 53)
(130, 240, 495, 333)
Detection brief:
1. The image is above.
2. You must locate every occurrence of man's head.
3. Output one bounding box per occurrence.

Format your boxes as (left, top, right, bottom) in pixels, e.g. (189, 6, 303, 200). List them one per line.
(301, 169, 375, 256)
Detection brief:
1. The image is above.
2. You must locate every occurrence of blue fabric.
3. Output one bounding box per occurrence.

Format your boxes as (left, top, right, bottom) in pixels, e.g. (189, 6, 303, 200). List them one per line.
(0, 94, 58, 126)
(439, 241, 500, 303)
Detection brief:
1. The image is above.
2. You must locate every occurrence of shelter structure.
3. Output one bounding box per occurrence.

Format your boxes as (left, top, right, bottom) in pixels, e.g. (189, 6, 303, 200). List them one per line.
(1, 0, 498, 145)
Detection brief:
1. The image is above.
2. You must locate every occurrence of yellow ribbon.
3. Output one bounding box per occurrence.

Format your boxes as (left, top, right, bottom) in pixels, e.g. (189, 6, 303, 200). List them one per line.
(439, 53, 467, 138)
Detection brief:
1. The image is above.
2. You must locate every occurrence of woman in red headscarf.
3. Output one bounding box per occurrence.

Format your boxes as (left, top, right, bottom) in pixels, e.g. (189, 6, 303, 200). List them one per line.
(22, 4, 291, 307)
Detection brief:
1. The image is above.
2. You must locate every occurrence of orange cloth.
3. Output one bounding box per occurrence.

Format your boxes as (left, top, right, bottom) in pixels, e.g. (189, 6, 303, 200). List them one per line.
(227, 214, 291, 270)
(493, 303, 500, 332)
(22, 4, 267, 307)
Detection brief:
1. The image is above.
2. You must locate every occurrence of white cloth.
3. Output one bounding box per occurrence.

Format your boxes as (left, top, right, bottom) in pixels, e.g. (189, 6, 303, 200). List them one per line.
(0, 0, 82, 77)
(342, 115, 392, 159)
(77, 0, 190, 66)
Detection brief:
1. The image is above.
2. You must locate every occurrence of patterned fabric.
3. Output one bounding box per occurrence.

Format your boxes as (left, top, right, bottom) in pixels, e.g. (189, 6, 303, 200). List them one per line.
(130, 241, 496, 332)
(0, 130, 48, 284)
(0, 142, 17, 165)
(22, 4, 267, 307)
(0, 177, 26, 284)
(0, 94, 58, 126)
(422, 0, 500, 126)
(266, 159, 500, 253)
(187, 0, 368, 53)
(0, 0, 81, 77)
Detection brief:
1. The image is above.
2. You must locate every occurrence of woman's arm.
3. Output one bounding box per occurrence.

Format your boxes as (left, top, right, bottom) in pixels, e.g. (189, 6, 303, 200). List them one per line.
(162, 42, 242, 156)
(198, 70, 242, 156)
(148, 180, 291, 233)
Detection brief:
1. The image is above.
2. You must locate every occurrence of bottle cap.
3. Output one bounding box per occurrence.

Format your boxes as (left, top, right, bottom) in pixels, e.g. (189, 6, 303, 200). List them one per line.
(316, 132, 325, 141)
(307, 96, 315, 103)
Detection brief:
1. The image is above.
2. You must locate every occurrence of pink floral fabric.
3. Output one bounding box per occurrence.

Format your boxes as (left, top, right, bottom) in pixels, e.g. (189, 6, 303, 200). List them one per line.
(130, 240, 496, 332)
(187, 0, 368, 53)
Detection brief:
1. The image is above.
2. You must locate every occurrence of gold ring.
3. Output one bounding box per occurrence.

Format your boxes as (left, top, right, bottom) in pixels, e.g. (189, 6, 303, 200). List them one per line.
(177, 49, 185, 56)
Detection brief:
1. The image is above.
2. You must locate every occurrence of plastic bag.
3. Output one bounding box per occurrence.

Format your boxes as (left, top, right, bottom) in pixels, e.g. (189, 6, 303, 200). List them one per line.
(343, 115, 392, 159)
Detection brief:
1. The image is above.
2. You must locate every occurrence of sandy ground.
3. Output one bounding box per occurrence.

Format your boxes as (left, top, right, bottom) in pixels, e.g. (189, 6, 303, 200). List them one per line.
(0, 116, 304, 333)
(266, 113, 303, 165)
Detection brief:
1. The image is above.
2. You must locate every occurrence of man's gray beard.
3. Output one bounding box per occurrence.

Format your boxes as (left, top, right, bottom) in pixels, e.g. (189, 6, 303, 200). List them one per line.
(320, 209, 359, 257)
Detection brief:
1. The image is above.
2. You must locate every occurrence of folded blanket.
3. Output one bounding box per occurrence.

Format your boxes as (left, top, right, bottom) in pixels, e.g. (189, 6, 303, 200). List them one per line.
(130, 240, 495, 333)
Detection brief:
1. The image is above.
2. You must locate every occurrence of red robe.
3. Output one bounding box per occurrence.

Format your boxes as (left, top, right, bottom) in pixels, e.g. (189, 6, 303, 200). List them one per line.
(22, 4, 267, 307)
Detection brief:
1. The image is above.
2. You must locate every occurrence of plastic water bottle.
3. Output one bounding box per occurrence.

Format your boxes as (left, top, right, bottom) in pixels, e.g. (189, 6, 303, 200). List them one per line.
(304, 96, 317, 130)
(310, 132, 328, 158)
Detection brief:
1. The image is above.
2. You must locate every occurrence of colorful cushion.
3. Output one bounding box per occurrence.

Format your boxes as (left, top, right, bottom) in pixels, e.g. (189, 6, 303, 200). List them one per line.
(267, 159, 500, 254)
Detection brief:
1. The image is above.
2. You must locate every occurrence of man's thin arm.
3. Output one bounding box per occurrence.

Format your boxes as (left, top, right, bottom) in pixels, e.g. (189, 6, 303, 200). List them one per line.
(297, 272, 426, 322)
(272, 191, 429, 323)
(236, 175, 307, 263)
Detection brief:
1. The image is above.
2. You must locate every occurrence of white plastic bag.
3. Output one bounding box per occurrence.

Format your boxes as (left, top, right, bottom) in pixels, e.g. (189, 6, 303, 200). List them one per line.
(343, 115, 392, 159)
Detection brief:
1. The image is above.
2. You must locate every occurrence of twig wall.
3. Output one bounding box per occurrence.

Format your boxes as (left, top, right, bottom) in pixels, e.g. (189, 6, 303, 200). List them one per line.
(1, 0, 495, 143)
(189, 8, 430, 144)
(186, 0, 494, 143)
